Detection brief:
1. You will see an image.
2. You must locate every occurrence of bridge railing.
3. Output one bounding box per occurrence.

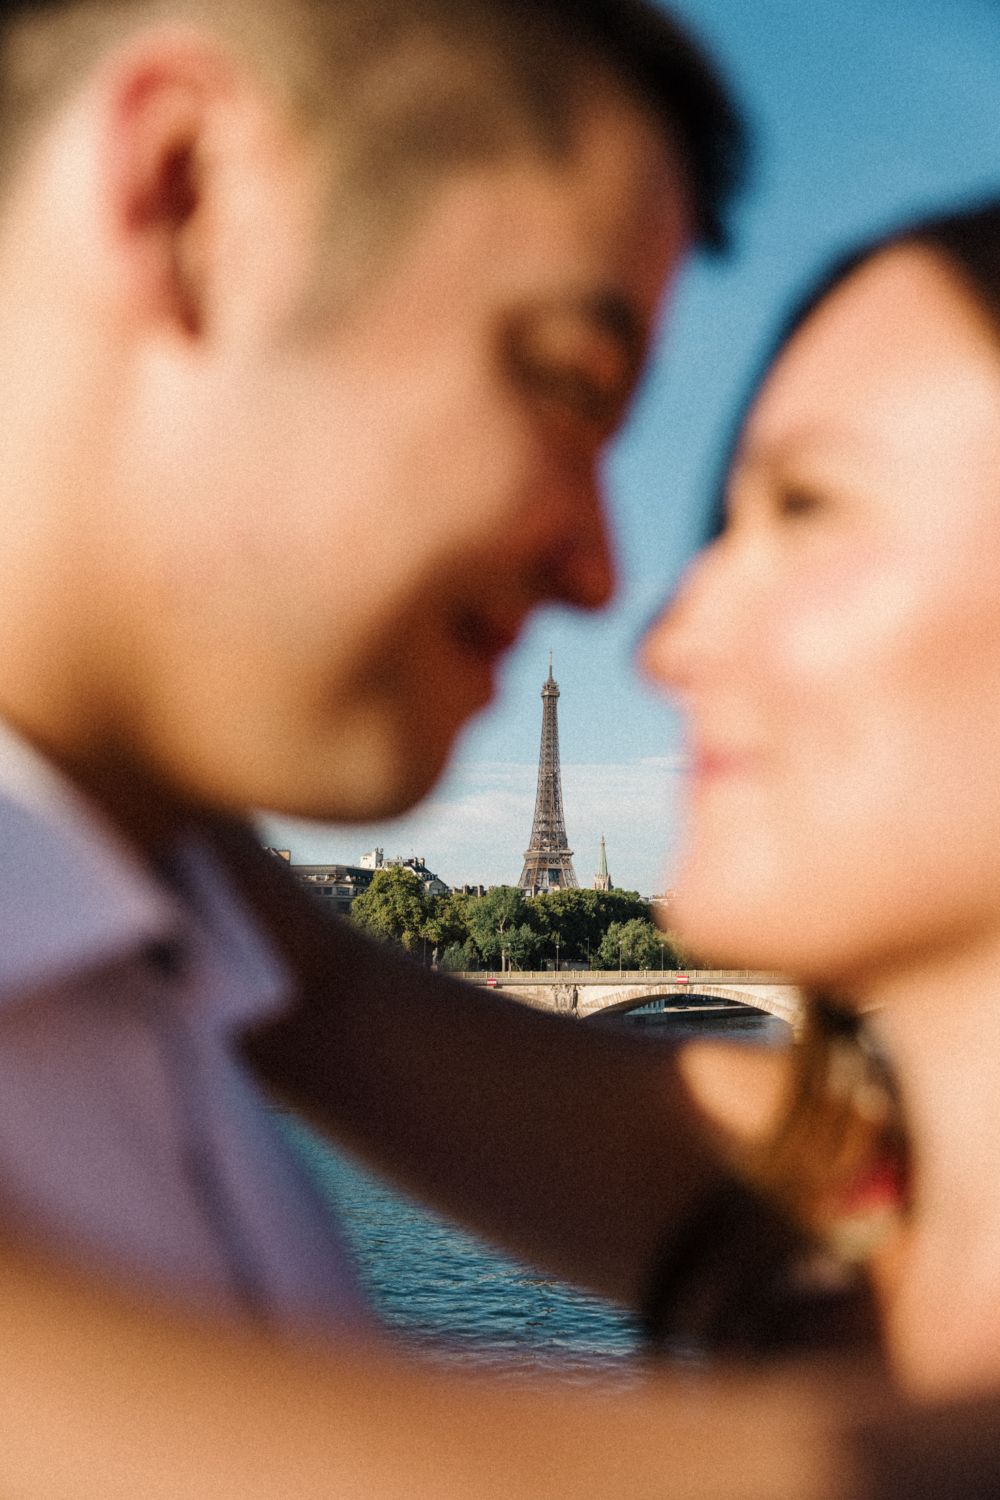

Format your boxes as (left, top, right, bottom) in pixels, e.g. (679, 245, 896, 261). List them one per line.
(452, 969, 792, 984)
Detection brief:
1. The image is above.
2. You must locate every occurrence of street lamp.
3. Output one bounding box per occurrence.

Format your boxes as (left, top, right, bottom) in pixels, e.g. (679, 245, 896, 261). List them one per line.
(660, 942, 664, 975)
(555, 936, 560, 973)
(619, 939, 623, 976)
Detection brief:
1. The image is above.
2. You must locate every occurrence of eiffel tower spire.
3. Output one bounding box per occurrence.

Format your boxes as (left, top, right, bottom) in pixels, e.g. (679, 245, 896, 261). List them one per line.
(518, 662, 578, 893)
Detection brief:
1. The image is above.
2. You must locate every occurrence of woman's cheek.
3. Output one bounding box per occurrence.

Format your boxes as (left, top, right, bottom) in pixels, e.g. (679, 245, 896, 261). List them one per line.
(760, 546, 919, 713)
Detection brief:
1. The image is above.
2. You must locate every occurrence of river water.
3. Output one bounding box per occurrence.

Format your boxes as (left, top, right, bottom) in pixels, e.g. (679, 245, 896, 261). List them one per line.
(279, 1005, 790, 1382)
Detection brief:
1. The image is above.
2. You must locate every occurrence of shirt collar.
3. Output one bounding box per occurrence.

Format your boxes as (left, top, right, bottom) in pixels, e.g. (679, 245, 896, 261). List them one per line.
(0, 719, 183, 1000)
(0, 721, 294, 1029)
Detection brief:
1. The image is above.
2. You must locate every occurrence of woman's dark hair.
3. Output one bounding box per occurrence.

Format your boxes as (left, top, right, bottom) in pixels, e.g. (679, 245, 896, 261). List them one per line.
(814, 199, 1000, 355)
(706, 196, 1000, 539)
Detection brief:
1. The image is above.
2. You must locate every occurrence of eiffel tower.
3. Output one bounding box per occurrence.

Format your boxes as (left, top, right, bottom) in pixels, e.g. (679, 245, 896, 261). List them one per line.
(518, 658, 578, 893)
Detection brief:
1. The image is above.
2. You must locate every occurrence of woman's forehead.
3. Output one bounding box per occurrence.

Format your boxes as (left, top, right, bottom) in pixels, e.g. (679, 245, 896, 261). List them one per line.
(740, 243, 1000, 463)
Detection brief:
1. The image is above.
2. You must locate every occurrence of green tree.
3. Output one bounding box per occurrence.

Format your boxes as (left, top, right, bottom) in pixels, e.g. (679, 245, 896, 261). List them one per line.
(658, 928, 695, 968)
(503, 922, 543, 971)
(465, 886, 542, 970)
(350, 867, 430, 954)
(531, 887, 652, 964)
(438, 938, 481, 972)
(595, 918, 679, 971)
(421, 891, 472, 952)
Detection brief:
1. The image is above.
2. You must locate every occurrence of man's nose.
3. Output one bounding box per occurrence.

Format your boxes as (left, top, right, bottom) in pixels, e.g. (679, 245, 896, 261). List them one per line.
(541, 473, 616, 612)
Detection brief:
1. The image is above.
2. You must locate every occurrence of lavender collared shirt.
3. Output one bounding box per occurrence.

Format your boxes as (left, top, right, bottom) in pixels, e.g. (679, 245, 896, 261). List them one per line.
(0, 721, 367, 1334)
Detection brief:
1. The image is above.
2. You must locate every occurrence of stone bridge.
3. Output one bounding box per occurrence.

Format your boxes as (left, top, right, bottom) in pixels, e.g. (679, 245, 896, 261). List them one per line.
(456, 971, 803, 1031)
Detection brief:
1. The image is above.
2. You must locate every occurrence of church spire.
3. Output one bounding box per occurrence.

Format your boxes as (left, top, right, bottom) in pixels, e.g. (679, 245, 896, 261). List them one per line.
(593, 834, 612, 891)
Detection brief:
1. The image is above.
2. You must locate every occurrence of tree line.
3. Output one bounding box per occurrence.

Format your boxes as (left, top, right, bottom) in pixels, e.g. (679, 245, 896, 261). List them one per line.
(348, 866, 687, 971)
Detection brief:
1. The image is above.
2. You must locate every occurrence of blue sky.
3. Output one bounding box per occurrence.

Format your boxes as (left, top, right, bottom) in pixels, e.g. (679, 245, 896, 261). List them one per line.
(263, 0, 1000, 893)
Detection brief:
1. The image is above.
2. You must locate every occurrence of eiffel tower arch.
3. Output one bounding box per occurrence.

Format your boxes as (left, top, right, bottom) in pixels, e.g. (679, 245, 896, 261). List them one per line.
(518, 661, 578, 894)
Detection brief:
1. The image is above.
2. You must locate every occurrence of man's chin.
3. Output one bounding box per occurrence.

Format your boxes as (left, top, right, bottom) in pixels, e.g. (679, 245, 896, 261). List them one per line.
(267, 740, 449, 825)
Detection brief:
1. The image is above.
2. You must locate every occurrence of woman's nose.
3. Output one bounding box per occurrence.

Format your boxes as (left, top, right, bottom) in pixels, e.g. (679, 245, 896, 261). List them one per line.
(640, 545, 727, 694)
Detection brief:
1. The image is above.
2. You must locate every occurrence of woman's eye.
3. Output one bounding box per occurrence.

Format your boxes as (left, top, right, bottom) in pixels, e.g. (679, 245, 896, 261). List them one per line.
(777, 486, 822, 520)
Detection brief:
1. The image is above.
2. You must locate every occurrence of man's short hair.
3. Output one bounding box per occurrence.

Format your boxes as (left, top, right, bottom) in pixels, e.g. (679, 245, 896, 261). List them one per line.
(0, 0, 745, 251)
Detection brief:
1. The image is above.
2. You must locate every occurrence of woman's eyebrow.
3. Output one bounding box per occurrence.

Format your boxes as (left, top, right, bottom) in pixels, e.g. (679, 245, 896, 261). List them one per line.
(735, 421, 873, 474)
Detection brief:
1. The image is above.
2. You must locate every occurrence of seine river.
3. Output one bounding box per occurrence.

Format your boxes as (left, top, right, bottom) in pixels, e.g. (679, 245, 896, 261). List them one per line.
(280, 1005, 790, 1382)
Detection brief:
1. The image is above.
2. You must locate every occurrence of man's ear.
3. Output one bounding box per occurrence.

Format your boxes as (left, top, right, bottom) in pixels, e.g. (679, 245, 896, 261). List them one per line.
(64, 27, 312, 342)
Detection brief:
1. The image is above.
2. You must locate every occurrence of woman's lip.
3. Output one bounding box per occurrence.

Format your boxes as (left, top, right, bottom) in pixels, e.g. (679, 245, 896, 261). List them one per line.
(690, 749, 756, 783)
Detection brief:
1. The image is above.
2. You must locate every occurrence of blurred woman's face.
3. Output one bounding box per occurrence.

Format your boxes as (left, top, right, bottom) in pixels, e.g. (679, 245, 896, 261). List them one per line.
(644, 244, 1000, 986)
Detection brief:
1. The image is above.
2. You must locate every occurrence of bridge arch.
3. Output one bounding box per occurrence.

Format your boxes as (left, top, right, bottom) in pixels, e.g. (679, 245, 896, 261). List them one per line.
(461, 973, 803, 1031)
(589, 984, 773, 1018)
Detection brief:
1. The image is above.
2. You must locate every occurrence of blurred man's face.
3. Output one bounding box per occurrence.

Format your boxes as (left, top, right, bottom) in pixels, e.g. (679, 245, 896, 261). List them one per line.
(109, 94, 687, 819)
